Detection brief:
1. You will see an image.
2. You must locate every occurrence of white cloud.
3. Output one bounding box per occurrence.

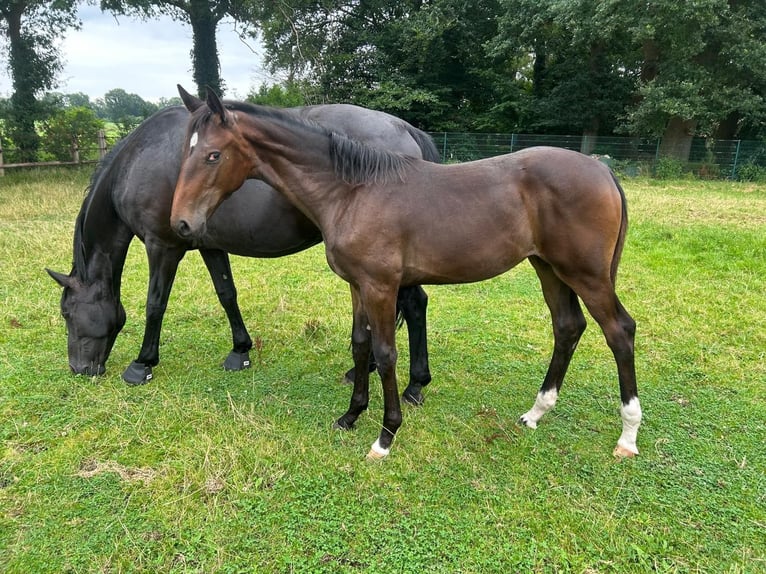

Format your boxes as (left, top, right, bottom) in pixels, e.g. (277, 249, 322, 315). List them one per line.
(0, 5, 267, 102)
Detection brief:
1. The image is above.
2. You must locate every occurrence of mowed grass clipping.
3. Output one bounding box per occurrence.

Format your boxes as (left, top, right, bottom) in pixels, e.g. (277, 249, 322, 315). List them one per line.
(1, 168, 764, 573)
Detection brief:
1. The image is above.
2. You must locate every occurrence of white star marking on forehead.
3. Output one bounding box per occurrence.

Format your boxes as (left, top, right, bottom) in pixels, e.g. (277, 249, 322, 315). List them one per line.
(189, 132, 198, 149)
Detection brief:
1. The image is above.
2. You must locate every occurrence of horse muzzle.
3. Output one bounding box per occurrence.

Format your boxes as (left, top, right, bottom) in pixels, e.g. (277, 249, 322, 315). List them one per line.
(171, 216, 207, 240)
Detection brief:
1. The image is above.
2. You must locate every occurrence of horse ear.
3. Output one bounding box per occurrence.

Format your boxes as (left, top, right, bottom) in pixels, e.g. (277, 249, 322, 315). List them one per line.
(178, 84, 203, 112)
(46, 268, 80, 289)
(205, 86, 227, 124)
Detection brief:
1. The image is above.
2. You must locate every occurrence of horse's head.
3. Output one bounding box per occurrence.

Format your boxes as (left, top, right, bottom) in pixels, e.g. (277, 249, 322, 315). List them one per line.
(46, 252, 126, 376)
(171, 85, 254, 240)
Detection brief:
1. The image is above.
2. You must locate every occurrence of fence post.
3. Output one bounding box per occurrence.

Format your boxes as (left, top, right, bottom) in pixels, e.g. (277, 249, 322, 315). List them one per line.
(441, 132, 448, 161)
(0, 139, 4, 177)
(510, 133, 516, 153)
(70, 137, 80, 164)
(731, 140, 741, 180)
(98, 130, 107, 159)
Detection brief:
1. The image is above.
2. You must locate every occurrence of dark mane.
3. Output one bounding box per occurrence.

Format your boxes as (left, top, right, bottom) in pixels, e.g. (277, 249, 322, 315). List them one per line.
(71, 135, 135, 280)
(328, 132, 416, 185)
(194, 100, 417, 185)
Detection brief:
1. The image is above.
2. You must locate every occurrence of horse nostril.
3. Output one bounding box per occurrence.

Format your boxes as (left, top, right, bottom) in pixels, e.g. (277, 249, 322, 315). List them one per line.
(175, 219, 191, 238)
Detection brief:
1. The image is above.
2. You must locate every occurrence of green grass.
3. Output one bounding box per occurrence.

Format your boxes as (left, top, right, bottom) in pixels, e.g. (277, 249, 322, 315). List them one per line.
(1, 169, 765, 573)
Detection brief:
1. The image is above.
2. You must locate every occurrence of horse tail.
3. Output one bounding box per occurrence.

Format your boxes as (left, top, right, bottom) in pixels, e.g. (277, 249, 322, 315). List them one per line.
(609, 171, 629, 286)
(405, 125, 441, 164)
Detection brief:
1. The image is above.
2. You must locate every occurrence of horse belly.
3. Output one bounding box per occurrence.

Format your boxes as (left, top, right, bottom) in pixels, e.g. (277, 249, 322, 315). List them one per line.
(201, 183, 322, 257)
(402, 206, 533, 285)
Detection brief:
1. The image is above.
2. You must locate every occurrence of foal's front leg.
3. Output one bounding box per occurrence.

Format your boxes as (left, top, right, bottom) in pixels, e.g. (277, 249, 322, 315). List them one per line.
(335, 286, 371, 430)
(363, 286, 402, 460)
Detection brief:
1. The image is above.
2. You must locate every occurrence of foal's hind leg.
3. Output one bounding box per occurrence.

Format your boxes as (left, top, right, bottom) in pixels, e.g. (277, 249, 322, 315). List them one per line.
(566, 275, 640, 457)
(519, 257, 587, 428)
(397, 285, 432, 405)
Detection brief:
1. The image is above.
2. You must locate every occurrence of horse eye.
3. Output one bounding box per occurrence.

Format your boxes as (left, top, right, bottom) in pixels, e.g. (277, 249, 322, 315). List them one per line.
(206, 151, 221, 163)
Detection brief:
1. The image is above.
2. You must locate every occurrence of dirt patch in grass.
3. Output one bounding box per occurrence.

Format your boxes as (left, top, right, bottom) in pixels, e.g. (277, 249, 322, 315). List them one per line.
(76, 459, 157, 485)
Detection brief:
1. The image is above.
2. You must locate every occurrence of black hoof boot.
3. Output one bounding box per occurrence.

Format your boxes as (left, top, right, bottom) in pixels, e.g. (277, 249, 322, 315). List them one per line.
(122, 361, 153, 385)
(223, 351, 251, 371)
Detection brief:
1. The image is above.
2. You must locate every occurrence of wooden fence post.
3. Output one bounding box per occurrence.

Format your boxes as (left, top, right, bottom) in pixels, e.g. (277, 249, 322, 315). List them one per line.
(0, 138, 4, 177)
(98, 130, 107, 159)
(70, 137, 80, 164)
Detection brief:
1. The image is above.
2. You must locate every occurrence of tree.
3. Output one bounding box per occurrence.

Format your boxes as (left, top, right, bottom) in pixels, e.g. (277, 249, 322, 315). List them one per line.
(98, 88, 157, 121)
(0, 0, 80, 161)
(624, 0, 766, 158)
(247, 81, 308, 107)
(99, 0, 257, 97)
(493, 0, 637, 143)
(253, 0, 509, 130)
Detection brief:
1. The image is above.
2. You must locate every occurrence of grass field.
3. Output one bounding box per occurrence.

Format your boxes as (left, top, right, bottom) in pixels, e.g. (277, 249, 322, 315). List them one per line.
(1, 168, 764, 573)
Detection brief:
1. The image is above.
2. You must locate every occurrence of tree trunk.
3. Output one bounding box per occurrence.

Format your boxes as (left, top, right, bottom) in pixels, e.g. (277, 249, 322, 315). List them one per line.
(714, 112, 740, 140)
(189, 0, 224, 97)
(659, 116, 697, 161)
(581, 118, 599, 155)
(4, 4, 41, 162)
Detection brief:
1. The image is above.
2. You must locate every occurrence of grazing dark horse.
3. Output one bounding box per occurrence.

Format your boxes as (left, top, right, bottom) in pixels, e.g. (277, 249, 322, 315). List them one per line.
(171, 88, 641, 460)
(47, 103, 437, 403)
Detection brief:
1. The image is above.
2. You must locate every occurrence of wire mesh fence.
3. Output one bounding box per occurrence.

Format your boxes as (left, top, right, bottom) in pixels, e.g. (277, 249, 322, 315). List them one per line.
(428, 132, 766, 180)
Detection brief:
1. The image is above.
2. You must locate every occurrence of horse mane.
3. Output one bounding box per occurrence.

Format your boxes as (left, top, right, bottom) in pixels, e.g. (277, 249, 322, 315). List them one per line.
(328, 132, 416, 185)
(194, 100, 417, 186)
(70, 135, 132, 280)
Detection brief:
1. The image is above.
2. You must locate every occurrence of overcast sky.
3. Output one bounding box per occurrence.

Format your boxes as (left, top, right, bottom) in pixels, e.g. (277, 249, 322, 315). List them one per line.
(0, 5, 270, 102)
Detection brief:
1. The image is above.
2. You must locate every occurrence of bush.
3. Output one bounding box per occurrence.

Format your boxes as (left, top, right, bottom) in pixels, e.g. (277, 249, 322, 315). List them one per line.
(735, 162, 766, 182)
(654, 157, 686, 179)
(40, 107, 104, 162)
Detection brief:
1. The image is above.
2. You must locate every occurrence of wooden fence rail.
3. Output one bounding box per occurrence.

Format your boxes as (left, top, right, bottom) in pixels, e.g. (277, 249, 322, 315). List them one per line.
(0, 130, 110, 176)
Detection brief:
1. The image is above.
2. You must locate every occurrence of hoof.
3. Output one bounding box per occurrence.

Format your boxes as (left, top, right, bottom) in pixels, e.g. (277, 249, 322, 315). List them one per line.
(223, 351, 251, 371)
(518, 416, 537, 429)
(613, 444, 638, 458)
(365, 439, 390, 461)
(122, 361, 153, 385)
(402, 389, 424, 406)
(366, 449, 387, 462)
(333, 419, 353, 431)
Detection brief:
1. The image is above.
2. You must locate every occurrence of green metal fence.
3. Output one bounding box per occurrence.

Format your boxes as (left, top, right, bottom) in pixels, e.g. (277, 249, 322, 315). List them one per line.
(427, 132, 766, 179)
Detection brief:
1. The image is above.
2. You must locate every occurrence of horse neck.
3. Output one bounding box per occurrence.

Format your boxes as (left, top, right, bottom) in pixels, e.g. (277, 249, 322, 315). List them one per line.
(244, 116, 350, 229)
(75, 175, 134, 299)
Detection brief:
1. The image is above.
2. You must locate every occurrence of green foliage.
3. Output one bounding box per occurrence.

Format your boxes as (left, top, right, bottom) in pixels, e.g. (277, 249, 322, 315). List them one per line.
(97, 88, 158, 123)
(654, 156, 686, 179)
(254, 0, 766, 144)
(735, 161, 766, 182)
(247, 82, 309, 107)
(0, 0, 81, 160)
(40, 107, 105, 162)
(1, 172, 765, 572)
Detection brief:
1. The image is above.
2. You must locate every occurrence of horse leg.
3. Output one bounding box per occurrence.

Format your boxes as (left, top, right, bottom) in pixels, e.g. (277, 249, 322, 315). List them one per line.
(362, 285, 402, 460)
(564, 275, 640, 457)
(123, 246, 185, 385)
(342, 285, 431, 395)
(335, 286, 372, 431)
(199, 248, 253, 371)
(397, 285, 432, 405)
(519, 256, 587, 428)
